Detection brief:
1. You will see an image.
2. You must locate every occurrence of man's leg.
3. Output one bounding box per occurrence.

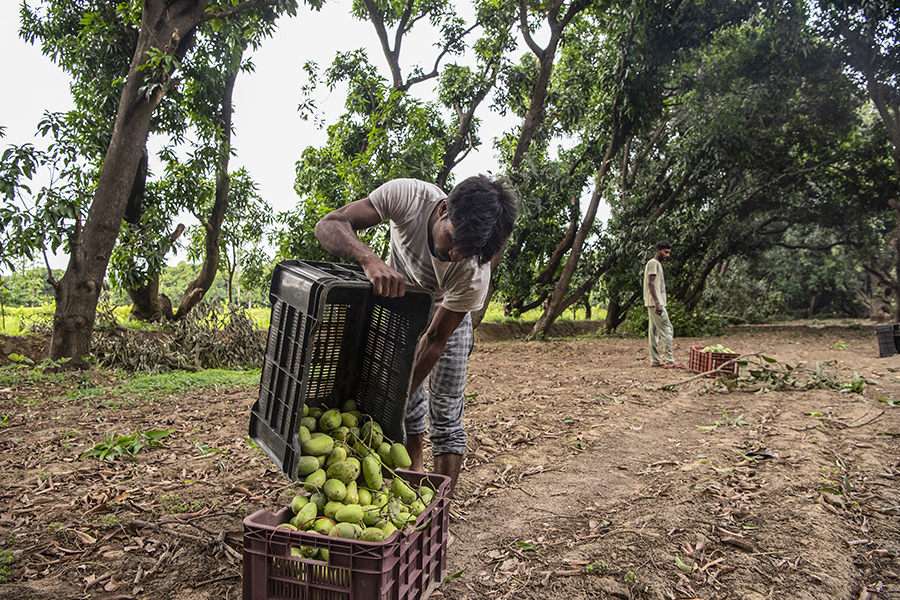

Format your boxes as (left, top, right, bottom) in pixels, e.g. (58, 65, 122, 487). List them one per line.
(406, 432, 425, 473)
(404, 382, 429, 471)
(647, 309, 661, 365)
(425, 314, 474, 499)
(432, 453, 464, 499)
(660, 307, 675, 364)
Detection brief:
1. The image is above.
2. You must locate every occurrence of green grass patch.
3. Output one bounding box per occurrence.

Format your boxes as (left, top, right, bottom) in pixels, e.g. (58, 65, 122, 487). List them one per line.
(0, 305, 54, 335)
(481, 301, 607, 323)
(1, 304, 272, 335)
(116, 368, 261, 396)
(0, 549, 13, 583)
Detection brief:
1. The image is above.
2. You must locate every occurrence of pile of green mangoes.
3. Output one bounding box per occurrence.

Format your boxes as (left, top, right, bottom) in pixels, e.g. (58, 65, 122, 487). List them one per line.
(701, 344, 734, 354)
(274, 400, 438, 558)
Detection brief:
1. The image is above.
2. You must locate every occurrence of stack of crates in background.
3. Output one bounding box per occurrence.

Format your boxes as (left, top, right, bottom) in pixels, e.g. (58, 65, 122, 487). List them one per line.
(876, 323, 900, 358)
(245, 260, 448, 600)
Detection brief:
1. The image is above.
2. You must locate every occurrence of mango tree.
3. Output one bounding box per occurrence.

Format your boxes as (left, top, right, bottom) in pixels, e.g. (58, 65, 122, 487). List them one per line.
(15, 0, 309, 364)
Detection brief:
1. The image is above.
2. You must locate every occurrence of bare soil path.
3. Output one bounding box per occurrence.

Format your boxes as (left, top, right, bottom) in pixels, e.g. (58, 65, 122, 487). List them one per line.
(0, 320, 898, 599)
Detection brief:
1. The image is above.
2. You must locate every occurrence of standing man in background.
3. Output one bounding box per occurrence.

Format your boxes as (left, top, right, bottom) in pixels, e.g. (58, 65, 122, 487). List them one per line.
(315, 175, 518, 499)
(644, 240, 685, 369)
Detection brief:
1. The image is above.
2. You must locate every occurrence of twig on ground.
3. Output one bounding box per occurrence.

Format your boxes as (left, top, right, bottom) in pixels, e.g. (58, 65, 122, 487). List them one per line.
(644, 354, 758, 391)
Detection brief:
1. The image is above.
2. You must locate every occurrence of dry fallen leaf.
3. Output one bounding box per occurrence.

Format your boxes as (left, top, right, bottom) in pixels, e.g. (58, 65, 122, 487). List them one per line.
(69, 529, 97, 545)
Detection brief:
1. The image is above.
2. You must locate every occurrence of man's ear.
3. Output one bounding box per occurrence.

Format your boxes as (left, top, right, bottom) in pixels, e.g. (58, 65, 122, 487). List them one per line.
(439, 199, 449, 219)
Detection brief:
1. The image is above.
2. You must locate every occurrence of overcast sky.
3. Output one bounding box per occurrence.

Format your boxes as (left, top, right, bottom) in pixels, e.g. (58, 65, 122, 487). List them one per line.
(0, 1, 514, 269)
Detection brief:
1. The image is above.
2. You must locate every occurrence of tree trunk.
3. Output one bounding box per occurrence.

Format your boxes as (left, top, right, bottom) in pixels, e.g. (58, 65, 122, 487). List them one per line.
(48, 0, 276, 360)
(604, 297, 622, 334)
(50, 0, 198, 362)
(173, 69, 238, 320)
(604, 291, 639, 334)
(532, 122, 624, 337)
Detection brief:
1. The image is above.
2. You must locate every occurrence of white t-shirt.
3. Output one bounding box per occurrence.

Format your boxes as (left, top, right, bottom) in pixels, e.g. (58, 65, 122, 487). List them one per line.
(369, 179, 489, 313)
(643, 257, 666, 307)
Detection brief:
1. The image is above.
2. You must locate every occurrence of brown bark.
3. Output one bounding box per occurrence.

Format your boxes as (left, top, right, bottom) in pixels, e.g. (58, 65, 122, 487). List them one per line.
(51, 1, 197, 363)
(511, 0, 591, 170)
(173, 69, 238, 320)
(532, 121, 624, 337)
(604, 291, 640, 334)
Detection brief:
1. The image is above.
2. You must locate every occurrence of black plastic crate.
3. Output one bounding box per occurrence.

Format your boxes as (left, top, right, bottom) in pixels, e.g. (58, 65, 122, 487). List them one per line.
(250, 260, 433, 480)
(876, 323, 899, 358)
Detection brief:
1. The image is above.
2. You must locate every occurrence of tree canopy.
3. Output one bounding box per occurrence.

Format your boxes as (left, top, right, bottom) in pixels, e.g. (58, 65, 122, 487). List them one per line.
(3, 0, 900, 364)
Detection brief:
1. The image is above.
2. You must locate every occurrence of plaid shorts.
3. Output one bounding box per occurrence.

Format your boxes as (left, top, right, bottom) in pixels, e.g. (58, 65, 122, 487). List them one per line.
(404, 313, 473, 456)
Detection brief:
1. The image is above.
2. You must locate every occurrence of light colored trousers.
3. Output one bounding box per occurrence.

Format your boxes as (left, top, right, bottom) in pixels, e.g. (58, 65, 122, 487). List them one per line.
(648, 307, 674, 365)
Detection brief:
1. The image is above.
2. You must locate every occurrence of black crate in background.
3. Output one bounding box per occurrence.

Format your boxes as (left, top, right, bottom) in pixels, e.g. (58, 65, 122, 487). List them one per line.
(876, 323, 899, 358)
(250, 260, 434, 481)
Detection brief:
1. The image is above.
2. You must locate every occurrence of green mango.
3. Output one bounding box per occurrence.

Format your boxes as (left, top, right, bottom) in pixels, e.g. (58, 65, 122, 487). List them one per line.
(344, 480, 359, 505)
(376, 442, 394, 469)
(296, 455, 320, 478)
(301, 434, 334, 457)
(363, 455, 383, 489)
(319, 408, 342, 432)
(359, 527, 385, 542)
(381, 522, 398, 538)
(361, 421, 383, 448)
(323, 478, 347, 502)
(340, 412, 358, 428)
(325, 446, 347, 468)
(390, 477, 416, 504)
(419, 485, 435, 506)
(303, 469, 326, 493)
(290, 500, 318, 530)
(329, 522, 362, 539)
(390, 442, 412, 469)
(309, 490, 328, 511)
(324, 500, 344, 520)
(361, 505, 382, 526)
(311, 517, 334, 534)
(335, 503, 364, 524)
(326, 460, 359, 485)
(408, 500, 426, 516)
(290, 494, 310, 514)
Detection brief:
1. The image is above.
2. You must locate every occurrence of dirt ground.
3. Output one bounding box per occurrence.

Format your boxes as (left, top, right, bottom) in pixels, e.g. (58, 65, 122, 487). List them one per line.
(0, 320, 898, 600)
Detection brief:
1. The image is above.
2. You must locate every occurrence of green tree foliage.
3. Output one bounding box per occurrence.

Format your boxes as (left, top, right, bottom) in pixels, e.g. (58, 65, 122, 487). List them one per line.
(185, 168, 273, 304)
(0, 265, 62, 308)
(279, 0, 516, 263)
(814, 0, 900, 319)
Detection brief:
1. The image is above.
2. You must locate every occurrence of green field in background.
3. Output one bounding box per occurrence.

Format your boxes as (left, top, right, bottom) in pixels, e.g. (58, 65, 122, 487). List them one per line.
(0, 302, 605, 337)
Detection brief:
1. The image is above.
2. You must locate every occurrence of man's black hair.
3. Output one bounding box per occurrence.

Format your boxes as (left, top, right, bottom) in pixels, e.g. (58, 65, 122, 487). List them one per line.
(654, 240, 672, 251)
(446, 175, 519, 265)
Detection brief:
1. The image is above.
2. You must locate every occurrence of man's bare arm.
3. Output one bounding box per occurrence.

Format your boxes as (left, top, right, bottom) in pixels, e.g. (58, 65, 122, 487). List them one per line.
(315, 198, 407, 297)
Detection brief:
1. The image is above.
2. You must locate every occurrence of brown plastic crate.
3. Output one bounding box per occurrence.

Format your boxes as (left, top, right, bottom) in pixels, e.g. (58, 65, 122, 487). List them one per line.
(690, 345, 740, 377)
(689, 346, 705, 373)
(242, 471, 450, 600)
